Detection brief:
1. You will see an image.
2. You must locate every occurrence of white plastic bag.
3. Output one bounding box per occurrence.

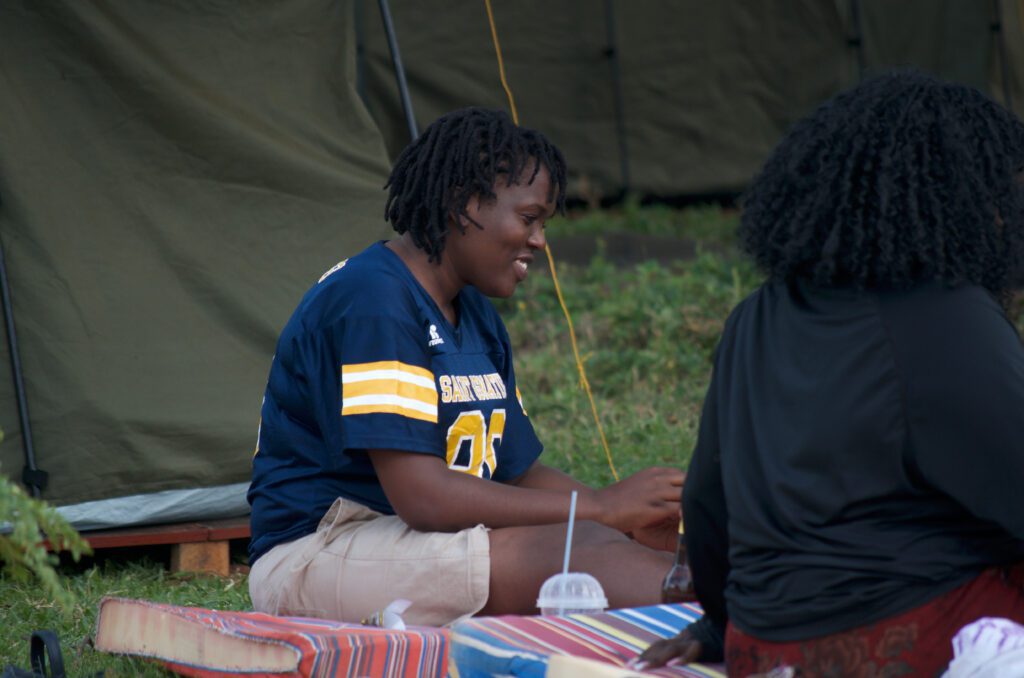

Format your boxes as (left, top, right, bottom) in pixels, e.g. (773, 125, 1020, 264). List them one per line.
(361, 599, 412, 631)
(944, 617, 1024, 677)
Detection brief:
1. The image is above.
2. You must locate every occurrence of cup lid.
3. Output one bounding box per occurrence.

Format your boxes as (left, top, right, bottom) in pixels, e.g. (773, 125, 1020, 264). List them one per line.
(536, 572, 608, 610)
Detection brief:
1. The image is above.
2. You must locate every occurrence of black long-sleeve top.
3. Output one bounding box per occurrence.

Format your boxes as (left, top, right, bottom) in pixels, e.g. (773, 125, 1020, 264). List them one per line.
(685, 279, 1024, 644)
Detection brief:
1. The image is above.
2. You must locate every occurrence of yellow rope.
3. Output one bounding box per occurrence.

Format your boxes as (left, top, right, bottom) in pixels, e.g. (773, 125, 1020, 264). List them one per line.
(483, 0, 619, 481)
(545, 243, 619, 481)
(483, 0, 518, 125)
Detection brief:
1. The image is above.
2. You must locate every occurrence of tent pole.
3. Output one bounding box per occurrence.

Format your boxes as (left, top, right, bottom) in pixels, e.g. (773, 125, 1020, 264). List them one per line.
(992, 0, 1014, 113)
(355, 0, 367, 104)
(377, 0, 418, 141)
(0, 233, 44, 498)
(848, 0, 866, 83)
(603, 0, 631, 196)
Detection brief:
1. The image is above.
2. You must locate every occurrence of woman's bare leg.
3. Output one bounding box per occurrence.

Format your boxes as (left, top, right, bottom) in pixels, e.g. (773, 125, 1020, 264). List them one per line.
(478, 520, 672, 616)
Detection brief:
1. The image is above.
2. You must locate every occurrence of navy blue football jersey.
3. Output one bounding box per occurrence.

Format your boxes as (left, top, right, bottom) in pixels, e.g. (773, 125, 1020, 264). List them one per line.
(248, 242, 543, 563)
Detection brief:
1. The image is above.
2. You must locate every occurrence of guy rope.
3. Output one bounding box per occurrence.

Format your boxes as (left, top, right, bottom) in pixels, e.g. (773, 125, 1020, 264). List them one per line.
(483, 0, 620, 481)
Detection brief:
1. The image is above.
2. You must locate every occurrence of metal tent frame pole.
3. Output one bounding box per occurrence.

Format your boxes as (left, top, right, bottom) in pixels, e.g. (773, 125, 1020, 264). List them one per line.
(354, 0, 367, 103)
(603, 0, 631, 196)
(992, 0, 1014, 113)
(378, 0, 418, 141)
(0, 230, 45, 498)
(848, 0, 866, 83)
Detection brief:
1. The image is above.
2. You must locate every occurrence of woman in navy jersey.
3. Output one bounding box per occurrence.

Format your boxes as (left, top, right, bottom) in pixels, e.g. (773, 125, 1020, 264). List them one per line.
(247, 107, 685, 626)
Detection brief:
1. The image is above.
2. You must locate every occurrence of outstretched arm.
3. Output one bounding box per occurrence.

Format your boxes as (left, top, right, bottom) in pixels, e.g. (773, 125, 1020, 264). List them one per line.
(508, 461, 592, 493)
(368, 450, 684, 535)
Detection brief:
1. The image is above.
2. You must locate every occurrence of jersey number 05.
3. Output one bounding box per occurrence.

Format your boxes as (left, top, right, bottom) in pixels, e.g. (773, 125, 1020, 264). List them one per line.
(446, 409, 506, 479)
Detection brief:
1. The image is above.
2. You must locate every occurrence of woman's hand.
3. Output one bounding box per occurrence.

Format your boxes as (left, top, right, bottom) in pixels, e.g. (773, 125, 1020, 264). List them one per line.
(629, 514, 680, 552)
(630, 629, 703, 670)
(588, 467, 685, 535)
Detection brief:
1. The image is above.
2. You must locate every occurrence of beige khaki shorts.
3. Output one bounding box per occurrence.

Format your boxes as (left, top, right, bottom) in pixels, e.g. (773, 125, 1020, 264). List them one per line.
(248, 497, 490, 627)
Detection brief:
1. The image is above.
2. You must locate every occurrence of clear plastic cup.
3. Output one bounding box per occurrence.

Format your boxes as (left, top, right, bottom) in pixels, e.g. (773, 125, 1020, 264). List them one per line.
(536, 572, 608, 615)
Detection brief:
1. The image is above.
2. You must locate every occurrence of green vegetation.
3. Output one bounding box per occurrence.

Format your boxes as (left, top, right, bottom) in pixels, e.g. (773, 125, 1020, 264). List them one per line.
(551, 195, 740, 247)
(496, 245, 759, 486)
(0, 205, 754, 676)
(0, 467, 91, 609)
(1, 562, 251, 676)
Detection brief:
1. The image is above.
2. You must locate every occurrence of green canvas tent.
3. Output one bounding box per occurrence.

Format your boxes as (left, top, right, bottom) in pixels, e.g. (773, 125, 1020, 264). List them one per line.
(361, 0, 1024, 198)
(0, 0, 392, 527)
(0, 0, 1021, 529)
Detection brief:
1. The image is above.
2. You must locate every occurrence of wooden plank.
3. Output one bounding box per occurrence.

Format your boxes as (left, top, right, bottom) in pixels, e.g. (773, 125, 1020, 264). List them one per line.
(171, 541, 230, 577)
(53, 516, 251, 551)
(80, 522, 210, 549)
(203, 517, 251, 542)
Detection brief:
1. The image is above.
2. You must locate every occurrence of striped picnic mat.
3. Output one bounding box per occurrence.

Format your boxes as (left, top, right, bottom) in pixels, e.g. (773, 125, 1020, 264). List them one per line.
(94, 596, 450, 678)
(449, 603, 726, 677)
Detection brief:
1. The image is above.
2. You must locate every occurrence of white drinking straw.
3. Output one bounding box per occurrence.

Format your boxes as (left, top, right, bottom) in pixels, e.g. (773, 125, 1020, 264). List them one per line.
(554, 490, 581, 615)
(562, 490, 578, 577)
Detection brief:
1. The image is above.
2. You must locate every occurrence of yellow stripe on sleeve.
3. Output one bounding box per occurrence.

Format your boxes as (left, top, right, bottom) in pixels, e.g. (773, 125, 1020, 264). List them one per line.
(340, 360, 438, 423)
(516, 386, 528, 416)
(343, 378, 437, 405)
(342, 360, 433, 382)
(341, 402, 437, 423)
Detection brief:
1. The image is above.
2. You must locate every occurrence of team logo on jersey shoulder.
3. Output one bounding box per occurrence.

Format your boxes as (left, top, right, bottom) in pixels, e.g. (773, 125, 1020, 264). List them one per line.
(428, 324, 445, 347)
(318, 259, 348, 283)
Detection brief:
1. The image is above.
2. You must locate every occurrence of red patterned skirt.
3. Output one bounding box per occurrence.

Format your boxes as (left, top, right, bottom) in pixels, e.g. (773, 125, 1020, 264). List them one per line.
(725, 563, 1024, 677)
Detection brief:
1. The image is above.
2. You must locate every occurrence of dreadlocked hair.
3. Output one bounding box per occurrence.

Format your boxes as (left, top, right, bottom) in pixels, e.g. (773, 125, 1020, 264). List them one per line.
(740, 70, 1024, 302)
(384, 107, 567, 262)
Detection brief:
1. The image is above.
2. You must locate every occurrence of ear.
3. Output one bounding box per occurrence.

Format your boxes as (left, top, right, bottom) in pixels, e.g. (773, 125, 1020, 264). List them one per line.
(454, 196, 486, 232)
(462, 193, 483, 218)
(449, 207, 472, 234)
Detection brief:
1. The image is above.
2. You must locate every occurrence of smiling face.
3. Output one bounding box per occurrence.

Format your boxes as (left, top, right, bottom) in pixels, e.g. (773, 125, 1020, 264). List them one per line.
(442, 165, 555, 298)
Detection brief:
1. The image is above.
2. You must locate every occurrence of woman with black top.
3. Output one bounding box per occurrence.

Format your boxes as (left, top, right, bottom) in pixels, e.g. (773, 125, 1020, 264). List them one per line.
(637, 71, 1024, 676)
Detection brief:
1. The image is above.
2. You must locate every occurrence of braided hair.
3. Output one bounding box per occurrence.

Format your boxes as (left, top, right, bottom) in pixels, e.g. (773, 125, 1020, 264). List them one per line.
(739, 71, 1024, 300)
(384, 107, 567, 262)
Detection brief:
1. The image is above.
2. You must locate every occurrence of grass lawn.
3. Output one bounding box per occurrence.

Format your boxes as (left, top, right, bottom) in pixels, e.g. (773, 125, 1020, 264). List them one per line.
(6, 202, 1024, 675)
(1, 561, 253, 676)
